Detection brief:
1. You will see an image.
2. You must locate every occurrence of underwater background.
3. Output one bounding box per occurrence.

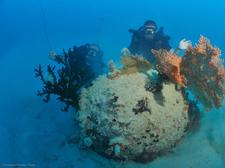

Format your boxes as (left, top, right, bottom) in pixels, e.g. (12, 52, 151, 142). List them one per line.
(0, 0, 225, 167)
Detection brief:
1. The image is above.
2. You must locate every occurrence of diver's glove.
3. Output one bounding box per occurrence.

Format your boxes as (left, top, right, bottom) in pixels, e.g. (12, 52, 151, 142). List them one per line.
(178, 39, 192, 50)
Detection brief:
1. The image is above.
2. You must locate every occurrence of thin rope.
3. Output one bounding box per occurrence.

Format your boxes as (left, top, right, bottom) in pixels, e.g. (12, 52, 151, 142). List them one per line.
(96, 17, 105, 45)
(38, 0, 53, 51)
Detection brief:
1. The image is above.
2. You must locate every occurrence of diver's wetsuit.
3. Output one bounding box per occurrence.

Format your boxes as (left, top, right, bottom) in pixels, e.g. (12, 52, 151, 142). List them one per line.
(128, 23, 171, 63)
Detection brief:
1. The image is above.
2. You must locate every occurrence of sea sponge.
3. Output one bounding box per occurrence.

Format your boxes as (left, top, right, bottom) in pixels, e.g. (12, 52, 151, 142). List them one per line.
(107, 60, 121, 79)
(77, 72, 190, 161)
(120, 55, 151, 74)
(152, 36, 225, 111)
(152, 49, 186, 87)
(181, 36, 225, 110)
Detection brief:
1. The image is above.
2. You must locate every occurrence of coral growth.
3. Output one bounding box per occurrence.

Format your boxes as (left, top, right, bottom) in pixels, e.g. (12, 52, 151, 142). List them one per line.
(132, 97, 151, 115)
(35, 44, 104, 111)
(120, 55, 151, 74)
(152, 36, 225, 110)
(181, 36, 225, 110)
(78, 72, 190, 161)
(107, 60, 121, 79)
(152, 49, 186, 87)
(107, 55, 151, 79)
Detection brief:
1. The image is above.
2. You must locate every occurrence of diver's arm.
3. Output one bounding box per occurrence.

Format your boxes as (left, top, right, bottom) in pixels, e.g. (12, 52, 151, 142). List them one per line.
(128, 29, 137, 34)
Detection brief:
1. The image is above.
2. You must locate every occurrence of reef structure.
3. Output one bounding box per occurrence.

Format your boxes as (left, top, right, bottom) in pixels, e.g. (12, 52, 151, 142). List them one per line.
(78, 72, 190, 162)
(181, 36, 225, 110)
(76, 36, 224, 162)
(152, 36, 225, 111)
(152, 49, 186, 87)
(35, 44, 104, 111)
(35, 36, 224, 163)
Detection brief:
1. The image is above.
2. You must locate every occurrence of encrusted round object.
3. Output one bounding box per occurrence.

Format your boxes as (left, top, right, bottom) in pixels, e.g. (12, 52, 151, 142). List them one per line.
(77, 72, 190, 162)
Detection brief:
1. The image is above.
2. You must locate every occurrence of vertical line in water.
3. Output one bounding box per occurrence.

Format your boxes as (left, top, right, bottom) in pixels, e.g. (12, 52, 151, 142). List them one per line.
(38, 0, 53, 51)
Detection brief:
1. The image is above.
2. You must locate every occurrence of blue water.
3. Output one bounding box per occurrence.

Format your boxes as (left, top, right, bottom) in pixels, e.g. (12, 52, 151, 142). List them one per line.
(0, 0, 225, 167)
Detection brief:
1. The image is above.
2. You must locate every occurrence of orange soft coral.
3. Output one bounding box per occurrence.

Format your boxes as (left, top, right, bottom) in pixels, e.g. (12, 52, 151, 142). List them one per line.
(152, 49, 186, 87)
(181, 36, 225, 110)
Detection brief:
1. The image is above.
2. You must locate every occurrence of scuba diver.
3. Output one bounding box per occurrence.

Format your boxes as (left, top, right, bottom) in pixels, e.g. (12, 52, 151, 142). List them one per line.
(128, 20, 171, 62)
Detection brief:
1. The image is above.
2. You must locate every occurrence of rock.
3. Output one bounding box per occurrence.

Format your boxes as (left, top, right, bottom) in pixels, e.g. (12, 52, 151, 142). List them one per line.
(77, 72, 190, 161)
